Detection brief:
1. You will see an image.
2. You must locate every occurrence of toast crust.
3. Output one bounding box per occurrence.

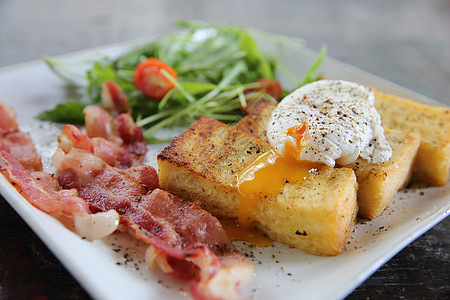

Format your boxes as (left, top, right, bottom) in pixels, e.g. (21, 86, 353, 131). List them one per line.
(236, 90, 449, 187)
(234, 99, 422, 219)
(373, 90, 450, 186)
(347, 129, 421, 219)
(158, 117, 358, 256)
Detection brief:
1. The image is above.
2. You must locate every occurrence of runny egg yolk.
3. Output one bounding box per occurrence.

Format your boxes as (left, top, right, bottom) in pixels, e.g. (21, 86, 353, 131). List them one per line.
(285, 123, 311, 160)
(236, 123, 320, 229)
(220, 218, 272, 247)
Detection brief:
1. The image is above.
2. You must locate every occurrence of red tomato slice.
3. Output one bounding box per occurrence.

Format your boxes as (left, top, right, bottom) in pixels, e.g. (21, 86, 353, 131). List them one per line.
(133, 58, 178, 100)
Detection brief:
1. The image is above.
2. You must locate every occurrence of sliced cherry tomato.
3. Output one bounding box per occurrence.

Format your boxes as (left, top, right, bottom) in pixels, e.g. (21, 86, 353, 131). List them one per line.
(133, 58, 178, 100)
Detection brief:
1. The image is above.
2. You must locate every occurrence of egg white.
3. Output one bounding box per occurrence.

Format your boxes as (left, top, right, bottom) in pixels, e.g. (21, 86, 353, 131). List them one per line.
(267, 79, 392, 166)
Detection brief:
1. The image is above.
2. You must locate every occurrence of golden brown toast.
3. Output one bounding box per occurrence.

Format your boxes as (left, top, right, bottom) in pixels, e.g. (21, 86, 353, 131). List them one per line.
(238, 88, 450, 186)
(158, 117, 358, 256)
(373, 90, 450, 186)
(346, 129, 420, 219)
(234, 99, 421, 220)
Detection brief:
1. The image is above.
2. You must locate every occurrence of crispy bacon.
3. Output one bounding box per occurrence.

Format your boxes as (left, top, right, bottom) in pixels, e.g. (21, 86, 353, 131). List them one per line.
(83, 81, 147, 168)
(101, 81, 131, 114)
(83, 106, 146, 168)
(0, 149, 119, 240)
(58, 124, 134, 169)
(0, 102, 42, 171)
(0, 150, 88, 216)
(0, 101, 119, 240)
(83, 105, 119, 143)
(0, 102, 18, 131)
(0, 131, 43, 172)
(54, 148, 253, 299)
(112, 113, 147, 160)
(1, 99, 252, 299)
(91, 137, 133, 169)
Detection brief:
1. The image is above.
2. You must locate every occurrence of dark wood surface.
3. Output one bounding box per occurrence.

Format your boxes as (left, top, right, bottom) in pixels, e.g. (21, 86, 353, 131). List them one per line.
(0, 0, 449, 299)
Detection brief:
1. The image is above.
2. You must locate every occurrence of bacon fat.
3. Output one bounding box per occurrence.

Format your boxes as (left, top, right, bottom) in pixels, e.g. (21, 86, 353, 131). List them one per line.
(55, 148, 252, 299)
(0, 102, 42, 172)
(0, 101, 119, 240)
(83, 81, 147, 168)
(0, 98, 253, 299)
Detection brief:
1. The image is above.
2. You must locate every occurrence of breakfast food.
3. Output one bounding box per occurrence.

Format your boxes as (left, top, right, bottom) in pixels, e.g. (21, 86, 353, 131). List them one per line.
(1, 20, 447, 299)
(0, 149, 122, 240)
(157, 79, 442, 257)
(346, 129, 420, 219)
(158, 80, 418, 255)
(0, 102, 43, 172)
(267, 80, 392, 166)
(373, 90, 450, 186)
(82, 81, 148, 169)
(54, 142, 252, 300)
(235, 92, 423, 220)
(158, 117, 358, 256)
(0, 97, 254, 300)
(0, 101, 120, 240)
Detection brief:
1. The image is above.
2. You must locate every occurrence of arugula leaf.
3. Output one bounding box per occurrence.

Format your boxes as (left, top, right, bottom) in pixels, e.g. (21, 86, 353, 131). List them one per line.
(37, 101, 86, 124)
(297, 45, 327, 87)
(237, 30, 274, 79)
(41, 21, 327, 143)
(86, 62, 136, 103)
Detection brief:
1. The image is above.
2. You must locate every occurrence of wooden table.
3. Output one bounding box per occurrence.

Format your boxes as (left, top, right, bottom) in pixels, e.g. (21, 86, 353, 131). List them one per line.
(0, 0, 448, 299)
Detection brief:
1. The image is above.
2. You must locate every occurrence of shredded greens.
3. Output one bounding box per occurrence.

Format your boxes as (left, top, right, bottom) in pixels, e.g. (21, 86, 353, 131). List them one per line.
(39, 20, 326, 142)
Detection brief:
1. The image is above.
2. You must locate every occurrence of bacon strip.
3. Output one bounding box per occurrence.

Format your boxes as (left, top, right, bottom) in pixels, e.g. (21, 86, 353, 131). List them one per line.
(0, 101, 119, 240)
(83, 81, 147, 168)
(1, 99, 252, 299)
(0, 102, 42, 171)
(0, 147, 120, 240)
(101, 80, 131, 114)
(0, 150, 88, 216)
(0, 102, 85, 219)
(54, 148, 253, 299)
(0, 101, 18, 131)
(58, 123, 133, 169)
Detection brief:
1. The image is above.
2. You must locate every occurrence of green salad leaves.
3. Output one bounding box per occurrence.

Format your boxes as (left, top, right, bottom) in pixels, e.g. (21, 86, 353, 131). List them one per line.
(40, 20, 326, 142)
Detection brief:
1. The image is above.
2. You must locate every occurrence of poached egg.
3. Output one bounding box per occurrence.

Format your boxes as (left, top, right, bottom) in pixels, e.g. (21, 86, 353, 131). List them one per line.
(236, 79, 392, 225)
(267, 79, 392, 166)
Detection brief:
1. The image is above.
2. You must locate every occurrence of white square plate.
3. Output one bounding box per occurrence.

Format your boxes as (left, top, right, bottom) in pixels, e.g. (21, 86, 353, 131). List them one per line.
(0, 37, 448, 300)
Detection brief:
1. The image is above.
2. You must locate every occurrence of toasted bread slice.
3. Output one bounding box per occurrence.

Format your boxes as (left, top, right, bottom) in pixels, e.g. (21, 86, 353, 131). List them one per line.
(158, 117, 358, 256)
(346, 129, 420, 219)
(373, 90, 450, 186)
(235, 99, 421, 219)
